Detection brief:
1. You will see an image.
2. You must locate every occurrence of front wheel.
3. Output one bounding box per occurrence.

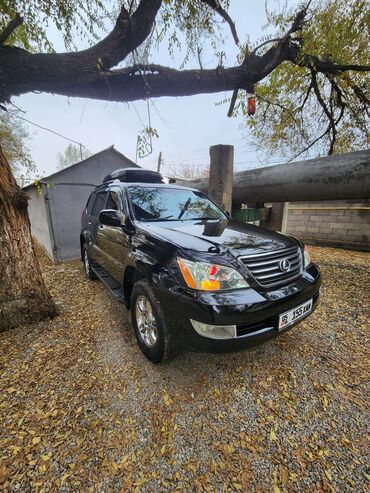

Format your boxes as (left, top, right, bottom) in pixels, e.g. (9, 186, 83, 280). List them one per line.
(130, 280, 177, 363)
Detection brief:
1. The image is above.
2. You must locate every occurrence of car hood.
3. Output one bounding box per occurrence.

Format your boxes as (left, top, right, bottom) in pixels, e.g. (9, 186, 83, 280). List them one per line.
(139, 218, 297, 256)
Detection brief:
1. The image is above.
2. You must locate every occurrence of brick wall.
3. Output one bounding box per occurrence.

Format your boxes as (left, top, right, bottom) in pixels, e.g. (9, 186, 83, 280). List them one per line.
(286, 200, 370, 250)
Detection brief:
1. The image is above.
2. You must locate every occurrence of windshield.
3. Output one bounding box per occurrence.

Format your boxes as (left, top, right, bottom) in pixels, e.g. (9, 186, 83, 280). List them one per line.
(127, 186, 226, 222)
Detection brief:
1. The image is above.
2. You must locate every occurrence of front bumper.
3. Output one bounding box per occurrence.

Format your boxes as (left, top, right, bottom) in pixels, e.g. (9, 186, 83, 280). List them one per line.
(156, 263, 321, 352)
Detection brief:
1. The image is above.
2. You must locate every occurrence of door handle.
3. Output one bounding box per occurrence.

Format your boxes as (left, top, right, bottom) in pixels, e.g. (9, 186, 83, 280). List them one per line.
(87, 221, 92, 225)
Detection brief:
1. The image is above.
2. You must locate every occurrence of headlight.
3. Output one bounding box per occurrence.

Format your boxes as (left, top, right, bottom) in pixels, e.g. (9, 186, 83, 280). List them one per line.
(177, 257, 249, 291)
(303, 246, 311, 269)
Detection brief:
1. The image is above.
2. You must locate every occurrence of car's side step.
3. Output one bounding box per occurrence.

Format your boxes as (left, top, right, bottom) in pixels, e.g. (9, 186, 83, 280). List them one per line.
(91, 263, 125, 303)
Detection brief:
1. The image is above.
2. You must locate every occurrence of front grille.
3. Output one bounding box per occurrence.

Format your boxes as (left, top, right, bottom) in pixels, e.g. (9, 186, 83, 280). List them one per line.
(239, 247, 303, 288)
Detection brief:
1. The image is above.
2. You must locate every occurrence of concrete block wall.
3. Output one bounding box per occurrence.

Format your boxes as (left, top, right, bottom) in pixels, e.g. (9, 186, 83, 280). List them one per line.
(286, 200, 370, 250)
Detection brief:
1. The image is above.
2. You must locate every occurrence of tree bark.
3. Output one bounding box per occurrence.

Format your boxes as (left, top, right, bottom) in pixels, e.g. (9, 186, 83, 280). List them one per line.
(0, 146, 56, 331)
(0, 43, 282, 103)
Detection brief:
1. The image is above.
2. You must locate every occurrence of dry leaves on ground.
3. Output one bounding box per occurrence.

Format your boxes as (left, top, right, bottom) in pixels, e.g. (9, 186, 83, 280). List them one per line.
(0, 245, 369, 492)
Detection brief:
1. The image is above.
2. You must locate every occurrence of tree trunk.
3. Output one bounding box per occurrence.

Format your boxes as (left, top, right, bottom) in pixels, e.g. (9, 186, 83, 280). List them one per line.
(0, 146, 56, 331)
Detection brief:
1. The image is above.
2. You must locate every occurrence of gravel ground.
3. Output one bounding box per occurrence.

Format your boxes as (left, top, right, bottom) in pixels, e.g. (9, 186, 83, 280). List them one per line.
(0, 246, 369, 493)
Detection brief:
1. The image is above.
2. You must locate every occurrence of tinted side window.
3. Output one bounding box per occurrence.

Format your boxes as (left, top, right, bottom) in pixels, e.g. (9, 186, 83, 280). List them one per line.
(86, 192, 96, 215)
(92, 192, 106, 217)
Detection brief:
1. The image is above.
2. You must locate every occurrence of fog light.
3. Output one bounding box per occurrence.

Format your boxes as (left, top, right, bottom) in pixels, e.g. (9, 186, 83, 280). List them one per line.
(190, 319, 236, 339)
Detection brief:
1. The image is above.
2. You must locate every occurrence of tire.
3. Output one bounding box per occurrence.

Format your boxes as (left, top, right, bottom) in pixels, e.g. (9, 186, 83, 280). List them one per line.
(82, 244, 97, 280)
(130, 280, 177, 363)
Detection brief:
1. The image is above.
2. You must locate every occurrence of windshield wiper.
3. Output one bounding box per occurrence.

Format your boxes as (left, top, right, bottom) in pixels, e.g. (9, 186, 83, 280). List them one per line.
(141, 216, 179, 222)
(182, 217, 221, 221)
(140, 216, 222, 222)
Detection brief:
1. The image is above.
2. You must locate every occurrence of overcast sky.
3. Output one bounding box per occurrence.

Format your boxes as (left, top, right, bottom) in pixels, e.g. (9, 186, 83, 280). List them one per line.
(14, 1, 293, 178)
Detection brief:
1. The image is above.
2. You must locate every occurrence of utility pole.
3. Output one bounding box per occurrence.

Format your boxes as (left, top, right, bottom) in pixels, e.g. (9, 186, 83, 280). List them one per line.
(157, 151, 162, 173)
(208, 145, 234, 214)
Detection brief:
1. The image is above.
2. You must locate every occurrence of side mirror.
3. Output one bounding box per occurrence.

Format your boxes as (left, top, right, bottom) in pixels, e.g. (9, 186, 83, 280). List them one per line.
(99, 209, 121, 227)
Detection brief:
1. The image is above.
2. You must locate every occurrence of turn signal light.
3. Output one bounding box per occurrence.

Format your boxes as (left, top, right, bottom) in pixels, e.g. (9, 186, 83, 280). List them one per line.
(177, 258, 197, 289)
(201, 279, 221, 291)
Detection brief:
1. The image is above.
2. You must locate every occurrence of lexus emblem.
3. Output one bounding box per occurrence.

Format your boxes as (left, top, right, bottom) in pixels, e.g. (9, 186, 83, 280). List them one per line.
(279, 258, 291, 272)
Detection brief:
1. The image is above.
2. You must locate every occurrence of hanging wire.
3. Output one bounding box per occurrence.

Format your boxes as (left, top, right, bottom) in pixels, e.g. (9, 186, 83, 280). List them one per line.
(7, 109, 91, 152)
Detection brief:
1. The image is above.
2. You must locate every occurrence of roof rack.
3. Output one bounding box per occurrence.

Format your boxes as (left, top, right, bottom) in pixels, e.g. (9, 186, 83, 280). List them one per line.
(103, 168, 164, 184)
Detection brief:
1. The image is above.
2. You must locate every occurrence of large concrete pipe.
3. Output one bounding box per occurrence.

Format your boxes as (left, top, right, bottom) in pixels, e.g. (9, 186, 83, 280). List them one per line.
(175, 150, 370, 203)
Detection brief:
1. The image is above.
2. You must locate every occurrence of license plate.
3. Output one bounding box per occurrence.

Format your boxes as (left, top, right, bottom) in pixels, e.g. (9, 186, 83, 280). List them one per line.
(278, 299, 313, 331)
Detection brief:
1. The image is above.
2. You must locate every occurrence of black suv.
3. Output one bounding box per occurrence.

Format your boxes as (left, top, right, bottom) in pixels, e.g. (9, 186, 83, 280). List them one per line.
(81, 168, 321, 363)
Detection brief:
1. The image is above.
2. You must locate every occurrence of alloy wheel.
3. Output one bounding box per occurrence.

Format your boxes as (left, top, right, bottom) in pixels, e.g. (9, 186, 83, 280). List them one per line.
(135, 295, 158, 348)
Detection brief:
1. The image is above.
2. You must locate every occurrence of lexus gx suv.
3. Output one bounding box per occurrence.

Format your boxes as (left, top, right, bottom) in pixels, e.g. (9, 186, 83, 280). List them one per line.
(80, 168, 321, 363)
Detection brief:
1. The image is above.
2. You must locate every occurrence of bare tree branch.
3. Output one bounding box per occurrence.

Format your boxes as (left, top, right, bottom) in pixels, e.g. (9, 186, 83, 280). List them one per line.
(258, 95, 299, 123)
(201, 0, 239, 44)
(298, 80, 313, 111)
(261, 5, 310, 74)
(287, 123, 332, 161)
(252, 38, 284, 54)
(311, 70, 336, 154)
(286, 0, 313, 36)
(350, 82, 370, 107)
(227, 89, 239, 117)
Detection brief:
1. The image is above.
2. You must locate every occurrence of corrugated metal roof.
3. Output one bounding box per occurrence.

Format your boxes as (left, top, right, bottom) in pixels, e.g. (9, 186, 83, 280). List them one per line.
(23, 145, 139, 190)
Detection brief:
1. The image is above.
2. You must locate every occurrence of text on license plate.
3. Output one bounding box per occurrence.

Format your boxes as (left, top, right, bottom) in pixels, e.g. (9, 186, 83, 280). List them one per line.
(278, 299, 313, 331)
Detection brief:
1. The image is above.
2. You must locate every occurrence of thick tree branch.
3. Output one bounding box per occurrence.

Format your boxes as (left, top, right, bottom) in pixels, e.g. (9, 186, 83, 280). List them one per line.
(0, 31, 293, 103)
(291, 54, 370, 74)
(0, 13, 23, 45)
(0, 0, 369, 110)
(88, 0, 162, 69)
(201, 0, 239, 44)
(49, 62, 258, 101)
(0, 0, 162, 102)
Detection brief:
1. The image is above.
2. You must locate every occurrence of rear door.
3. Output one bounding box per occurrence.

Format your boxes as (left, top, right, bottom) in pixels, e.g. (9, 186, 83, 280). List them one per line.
(88, 189, 108, 267)
(82, 191, 96, 254)
(97, 187, 131, 283)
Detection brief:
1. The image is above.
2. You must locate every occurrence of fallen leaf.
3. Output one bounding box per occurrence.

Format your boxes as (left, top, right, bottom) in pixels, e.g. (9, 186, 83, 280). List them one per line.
(324, 469, 332, 482)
